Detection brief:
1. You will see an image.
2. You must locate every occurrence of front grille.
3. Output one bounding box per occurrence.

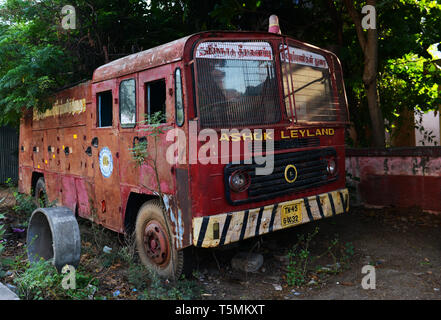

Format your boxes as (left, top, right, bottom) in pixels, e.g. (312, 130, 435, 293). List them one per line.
(225, 147, 337, 205)
(249, 137, 320, 153)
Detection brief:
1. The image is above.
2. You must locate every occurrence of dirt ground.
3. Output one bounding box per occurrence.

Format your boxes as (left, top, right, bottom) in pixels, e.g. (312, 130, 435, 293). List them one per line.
(2, 185, 441, 300)
(194, 205, 441, 300)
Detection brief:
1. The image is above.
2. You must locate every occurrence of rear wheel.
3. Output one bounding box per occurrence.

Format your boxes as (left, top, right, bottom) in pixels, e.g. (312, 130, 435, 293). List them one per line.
(135, 200, 187, 280)
(34, 177, 47, 207)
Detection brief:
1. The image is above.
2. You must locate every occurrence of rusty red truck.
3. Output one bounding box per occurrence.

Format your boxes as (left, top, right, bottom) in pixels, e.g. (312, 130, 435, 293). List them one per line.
(19, 26, 350, 279)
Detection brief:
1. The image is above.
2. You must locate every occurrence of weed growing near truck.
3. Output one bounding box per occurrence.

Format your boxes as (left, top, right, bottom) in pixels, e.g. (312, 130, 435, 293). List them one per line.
(81, 217, 202, 300)
(285, 227, 355, 287)
(13, 258, 98, 300)
(1, 180, 201, 300)
(4, 178, 56, 222)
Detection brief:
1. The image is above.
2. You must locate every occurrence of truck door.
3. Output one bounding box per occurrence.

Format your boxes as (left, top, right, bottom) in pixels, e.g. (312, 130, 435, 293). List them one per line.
(117, 75, 139, 191)
(136, 64, 175, 193)
(91, 79, 122, 232)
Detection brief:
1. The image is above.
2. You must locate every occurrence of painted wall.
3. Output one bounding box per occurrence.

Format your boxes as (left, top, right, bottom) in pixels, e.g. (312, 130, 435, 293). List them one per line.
(346, 147, 441, 214)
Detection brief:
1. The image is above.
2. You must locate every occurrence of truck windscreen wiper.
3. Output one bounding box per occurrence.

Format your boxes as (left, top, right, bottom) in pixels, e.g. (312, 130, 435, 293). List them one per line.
(294, 75, 326, 94)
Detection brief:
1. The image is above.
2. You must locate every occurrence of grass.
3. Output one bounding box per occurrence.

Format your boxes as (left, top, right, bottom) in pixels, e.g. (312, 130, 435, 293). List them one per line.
(13, 258, 99, 300)
(1, 184, 202, 300)
(284, 227, 355, 287)
(5, 227, 202, 300)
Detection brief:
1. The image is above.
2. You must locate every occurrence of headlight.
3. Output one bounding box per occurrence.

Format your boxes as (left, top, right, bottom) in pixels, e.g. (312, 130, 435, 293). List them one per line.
(327, 158, 337, 175)
(229, 170, 250, 193)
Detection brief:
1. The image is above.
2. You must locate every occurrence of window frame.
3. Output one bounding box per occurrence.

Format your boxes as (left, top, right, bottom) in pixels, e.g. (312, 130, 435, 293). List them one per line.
(278, 42, 342, 124)
(192, 40, 283, 129)
(175, 68, 184, 127)
(97, 90, 114, 128)
(145, 78, 167, 124)
(119, 78, 137, 129)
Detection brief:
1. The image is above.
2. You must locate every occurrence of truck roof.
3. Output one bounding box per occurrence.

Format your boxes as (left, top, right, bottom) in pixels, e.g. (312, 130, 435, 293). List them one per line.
(92, 35, 192, 83)
(92, 30, 289, 83)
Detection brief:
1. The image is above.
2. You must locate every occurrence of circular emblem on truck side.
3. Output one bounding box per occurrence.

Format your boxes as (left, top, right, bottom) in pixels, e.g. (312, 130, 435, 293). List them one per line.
(284, 164, 298, 184)
(99, 147, 113, 178)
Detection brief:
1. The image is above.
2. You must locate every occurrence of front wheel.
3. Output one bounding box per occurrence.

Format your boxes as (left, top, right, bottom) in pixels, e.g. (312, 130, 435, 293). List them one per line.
(135, 200, 186, 280)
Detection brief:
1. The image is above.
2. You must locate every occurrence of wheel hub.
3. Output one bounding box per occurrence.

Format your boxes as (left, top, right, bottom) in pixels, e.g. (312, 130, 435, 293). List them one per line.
(143, 221, 169, 266)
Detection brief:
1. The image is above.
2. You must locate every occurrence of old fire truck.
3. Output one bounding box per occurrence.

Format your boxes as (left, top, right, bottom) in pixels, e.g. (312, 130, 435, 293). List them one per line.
(19, 20, 350, 279)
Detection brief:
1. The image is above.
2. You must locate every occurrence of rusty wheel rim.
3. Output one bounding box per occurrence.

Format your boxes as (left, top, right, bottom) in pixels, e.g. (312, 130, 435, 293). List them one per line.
(143, 221, 170, 268)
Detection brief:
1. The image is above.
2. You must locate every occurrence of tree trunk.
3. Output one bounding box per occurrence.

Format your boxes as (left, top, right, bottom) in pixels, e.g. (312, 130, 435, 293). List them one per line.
(366, 80, 385, 146)
(103, 45, 109, 64)
(363, 7, 385, 147)
(344, 0, 385, 147)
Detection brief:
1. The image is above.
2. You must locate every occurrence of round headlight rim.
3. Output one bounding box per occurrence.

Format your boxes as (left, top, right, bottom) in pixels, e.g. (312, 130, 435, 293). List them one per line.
(228, 169, 251, 193)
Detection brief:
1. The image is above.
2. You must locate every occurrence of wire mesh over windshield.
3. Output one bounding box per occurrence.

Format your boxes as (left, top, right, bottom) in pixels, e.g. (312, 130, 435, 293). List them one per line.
(280, 45, 342, 123)
(195, 41, 281, 128)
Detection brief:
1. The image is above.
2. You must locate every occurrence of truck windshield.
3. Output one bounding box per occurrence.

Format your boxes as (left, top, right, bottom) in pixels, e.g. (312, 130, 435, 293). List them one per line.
(280, 45, 337, 122)
(195, 41, 281, 128)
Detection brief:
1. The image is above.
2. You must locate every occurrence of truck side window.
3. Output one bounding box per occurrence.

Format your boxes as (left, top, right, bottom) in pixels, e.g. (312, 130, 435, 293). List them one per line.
(97, 90, 113, 127)
(119, 79, 136, 128)
(145, 79, 166, 123)
(175, 68, 184, 126)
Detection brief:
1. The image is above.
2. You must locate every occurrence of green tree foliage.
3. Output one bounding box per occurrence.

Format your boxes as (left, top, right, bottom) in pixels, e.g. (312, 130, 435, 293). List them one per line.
(0, 0, 439, 147)
(353, 0, 441, 146)
(0, 0, 229, 126)
(380, 53, 441, 135)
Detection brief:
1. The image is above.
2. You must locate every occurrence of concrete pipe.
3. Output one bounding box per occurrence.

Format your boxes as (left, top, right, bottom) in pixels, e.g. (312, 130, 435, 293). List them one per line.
(26, 207, 81, 272)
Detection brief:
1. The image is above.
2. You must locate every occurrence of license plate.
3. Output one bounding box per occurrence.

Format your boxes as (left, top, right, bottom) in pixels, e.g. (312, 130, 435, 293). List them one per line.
(281, 202, 302, 227)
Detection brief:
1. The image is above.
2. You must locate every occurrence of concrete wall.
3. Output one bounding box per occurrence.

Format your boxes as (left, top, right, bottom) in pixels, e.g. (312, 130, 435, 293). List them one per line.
(346, 147, 441, 214)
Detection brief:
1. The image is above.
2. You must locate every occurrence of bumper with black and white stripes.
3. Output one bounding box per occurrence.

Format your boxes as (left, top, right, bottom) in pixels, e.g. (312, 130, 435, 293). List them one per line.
(193, 188, 349, 248)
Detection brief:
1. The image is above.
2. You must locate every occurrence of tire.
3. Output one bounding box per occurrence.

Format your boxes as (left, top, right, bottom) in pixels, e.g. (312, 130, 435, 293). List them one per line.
(34, 177, 47, 207)
(135, 199, 186, 280)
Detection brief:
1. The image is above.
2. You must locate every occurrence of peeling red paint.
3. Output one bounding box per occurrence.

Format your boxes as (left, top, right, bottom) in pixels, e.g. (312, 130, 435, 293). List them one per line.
(75, 178, 92, 218)
(61, 175, 77, 212)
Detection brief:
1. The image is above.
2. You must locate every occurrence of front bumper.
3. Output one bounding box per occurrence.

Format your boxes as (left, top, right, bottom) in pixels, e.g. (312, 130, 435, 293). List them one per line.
(193, 188, 349, 248)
